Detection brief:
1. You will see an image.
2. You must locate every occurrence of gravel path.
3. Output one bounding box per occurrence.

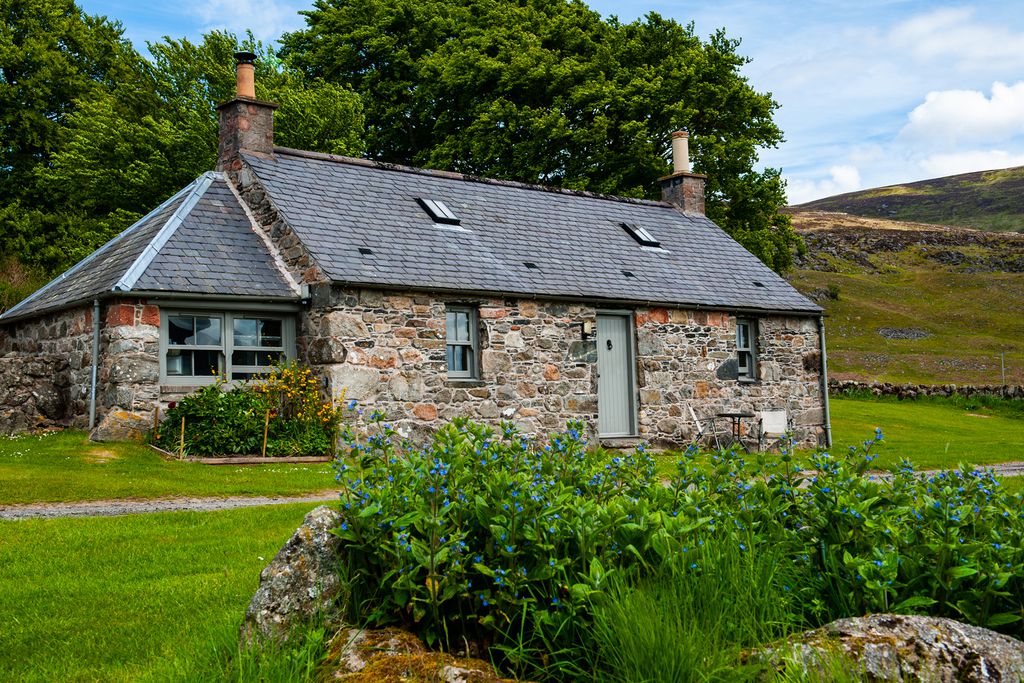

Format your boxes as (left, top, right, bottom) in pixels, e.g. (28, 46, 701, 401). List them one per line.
(0, 491, 338, 521)
(6, 462, 1024, 521)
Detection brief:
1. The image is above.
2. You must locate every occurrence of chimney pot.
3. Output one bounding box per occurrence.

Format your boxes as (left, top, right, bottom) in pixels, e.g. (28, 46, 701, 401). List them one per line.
(234, 51, 257, 99)
(671, 130, 690, 174)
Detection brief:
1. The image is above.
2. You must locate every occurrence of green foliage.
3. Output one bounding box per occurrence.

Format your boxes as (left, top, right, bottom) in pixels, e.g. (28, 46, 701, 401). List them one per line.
(154, 363, 345, 457)
(335, 418, 1024, 678)
(592, 542, 799, 682)
(0, 0, 142, 205)
(283, 0, 800, 270)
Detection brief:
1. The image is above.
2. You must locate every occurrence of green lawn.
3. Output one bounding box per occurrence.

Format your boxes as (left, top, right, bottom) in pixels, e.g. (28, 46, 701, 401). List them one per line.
(651, 396, 1024, 477)
(0, 503, 323, 682)
(0, 431, 336, 504)
(829, 396, 1024, 469)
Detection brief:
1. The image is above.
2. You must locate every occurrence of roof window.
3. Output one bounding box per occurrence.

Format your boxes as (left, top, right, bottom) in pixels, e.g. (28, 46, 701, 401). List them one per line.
(417, 198, 460, 225)
(621, 222, 660, 248)
(523, 261, 539, 270)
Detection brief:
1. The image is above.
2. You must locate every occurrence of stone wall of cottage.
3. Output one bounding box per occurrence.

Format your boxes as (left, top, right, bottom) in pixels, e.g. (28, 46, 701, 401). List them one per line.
(303, 286, 599, 441)
(0, 300, 161, 438)
(302, 286, 825, 447)
(0, 306, 93, 433)
(633, 308, 825, 446)
(94, 300, 161, 439)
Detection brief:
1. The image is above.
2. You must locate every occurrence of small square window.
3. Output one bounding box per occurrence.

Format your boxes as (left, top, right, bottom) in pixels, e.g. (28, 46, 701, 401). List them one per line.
(736, 318, 757, 382)
(445, 305, 478, 378)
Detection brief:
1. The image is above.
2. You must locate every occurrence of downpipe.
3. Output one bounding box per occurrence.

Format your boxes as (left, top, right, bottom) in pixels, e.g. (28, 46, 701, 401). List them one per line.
(817, 315, 833, 448)
(89, 299, 100, 430)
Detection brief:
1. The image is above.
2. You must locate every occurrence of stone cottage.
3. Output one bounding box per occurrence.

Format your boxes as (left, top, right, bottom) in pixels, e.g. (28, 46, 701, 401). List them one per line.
(0, 53, 830, 447)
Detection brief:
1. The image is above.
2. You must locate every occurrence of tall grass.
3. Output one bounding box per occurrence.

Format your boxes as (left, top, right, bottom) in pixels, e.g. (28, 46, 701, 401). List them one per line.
(591, 537, 804, 683)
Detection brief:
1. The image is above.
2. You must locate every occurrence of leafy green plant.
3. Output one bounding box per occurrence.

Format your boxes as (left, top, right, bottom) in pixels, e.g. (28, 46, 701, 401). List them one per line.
(332, 417, 1024, 679)
(153, 362, 345, 457)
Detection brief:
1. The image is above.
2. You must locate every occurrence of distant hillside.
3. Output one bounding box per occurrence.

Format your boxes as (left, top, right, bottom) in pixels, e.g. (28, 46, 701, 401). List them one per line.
(786, 210, 1024, 385)
(791, 166, 1024, 233)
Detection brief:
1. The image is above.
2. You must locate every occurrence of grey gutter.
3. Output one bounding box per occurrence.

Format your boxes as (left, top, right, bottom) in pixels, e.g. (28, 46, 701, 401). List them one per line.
(0, 180, 200, 323)
(114, 173, 217, 292)
(818, 315, 833, 448)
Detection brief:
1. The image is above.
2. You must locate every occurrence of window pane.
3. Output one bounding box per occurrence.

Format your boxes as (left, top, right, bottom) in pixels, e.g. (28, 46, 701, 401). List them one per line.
(232, 350, 282, 367)
(168, 316, 193, 346)
(194, 317, 221, 346)
(446, 311, 456, 341)
(738, 351, 751, 374)
(233, 318, 258, 347)
(736, 323, 749, 350)
(460, 312, 471, 342)
(192, 350, 221, 376)
(166, 349, 191, 376)
(447, 344, 471, 373)
(259, 319, 283, 347)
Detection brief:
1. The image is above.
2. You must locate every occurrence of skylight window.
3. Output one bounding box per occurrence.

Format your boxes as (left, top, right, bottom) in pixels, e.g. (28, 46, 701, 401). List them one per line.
(417, 198, 460, 225)
(621, 222, 660, 248)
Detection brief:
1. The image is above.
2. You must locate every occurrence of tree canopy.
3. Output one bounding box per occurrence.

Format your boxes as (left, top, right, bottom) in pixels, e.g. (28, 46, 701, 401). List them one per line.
(281, 0, 800, 269)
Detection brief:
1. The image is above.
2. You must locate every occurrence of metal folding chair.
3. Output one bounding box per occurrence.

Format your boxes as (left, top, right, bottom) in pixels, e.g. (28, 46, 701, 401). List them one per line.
(757, 409, 790, 452)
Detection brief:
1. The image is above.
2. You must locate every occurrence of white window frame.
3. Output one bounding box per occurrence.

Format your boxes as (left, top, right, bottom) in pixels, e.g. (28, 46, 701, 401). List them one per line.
(736, 318, 758, 383)
(159, 310, 296, 386)
(445, 305, 479, 379)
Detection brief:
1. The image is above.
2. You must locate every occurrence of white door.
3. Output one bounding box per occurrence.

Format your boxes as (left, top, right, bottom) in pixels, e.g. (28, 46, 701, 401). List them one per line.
(597, 313, 635, 437)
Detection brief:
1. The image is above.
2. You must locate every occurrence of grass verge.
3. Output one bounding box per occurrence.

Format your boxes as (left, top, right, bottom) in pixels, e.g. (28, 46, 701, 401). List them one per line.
(650, 395, 1024, 478)
(0, 430, 335, 504)
(0, 502, 326, 682)
(829, 396, 1024, 469)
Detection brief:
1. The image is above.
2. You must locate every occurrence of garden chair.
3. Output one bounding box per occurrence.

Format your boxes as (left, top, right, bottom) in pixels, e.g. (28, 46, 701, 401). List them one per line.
(757, 409, 790, 452)
(687, 404, 723, 451)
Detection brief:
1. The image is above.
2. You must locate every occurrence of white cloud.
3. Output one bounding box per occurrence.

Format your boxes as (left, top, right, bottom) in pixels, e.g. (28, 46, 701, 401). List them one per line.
(187, 0, 308, 42)
(900, 81, 1024, 146)
(919, 149, 1024, 177)
(890, 7, 1024, 67)
(786, 165, 862, 205)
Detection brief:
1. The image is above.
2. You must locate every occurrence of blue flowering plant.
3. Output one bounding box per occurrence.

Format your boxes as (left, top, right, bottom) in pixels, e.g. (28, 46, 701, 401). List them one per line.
(330, 416, 1024, 679)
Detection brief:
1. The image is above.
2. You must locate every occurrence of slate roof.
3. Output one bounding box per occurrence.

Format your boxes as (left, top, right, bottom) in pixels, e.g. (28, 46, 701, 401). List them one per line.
(0, 173, 298, 322)
(245, 149, 821, 314)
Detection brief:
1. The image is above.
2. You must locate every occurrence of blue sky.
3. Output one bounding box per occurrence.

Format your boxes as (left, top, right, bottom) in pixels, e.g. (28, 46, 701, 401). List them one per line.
(78, 0, 1024, 203)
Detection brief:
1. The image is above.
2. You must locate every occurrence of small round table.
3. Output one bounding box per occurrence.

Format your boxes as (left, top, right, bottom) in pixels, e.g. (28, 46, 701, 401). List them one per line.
(715, 411, 755, 452)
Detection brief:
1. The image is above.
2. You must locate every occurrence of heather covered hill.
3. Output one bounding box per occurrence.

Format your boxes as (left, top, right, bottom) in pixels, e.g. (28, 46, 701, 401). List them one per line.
(786, 210, 1024, 385)
(791, 167, 1024, 233)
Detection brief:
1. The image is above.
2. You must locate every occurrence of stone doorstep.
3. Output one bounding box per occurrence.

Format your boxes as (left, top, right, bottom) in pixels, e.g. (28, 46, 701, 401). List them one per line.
(599, 436, 643, 449)
(148, 445, 332, 465)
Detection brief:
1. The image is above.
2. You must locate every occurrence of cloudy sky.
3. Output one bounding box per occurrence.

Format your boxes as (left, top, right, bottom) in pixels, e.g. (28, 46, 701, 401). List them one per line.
(79, 0, 1024, 204)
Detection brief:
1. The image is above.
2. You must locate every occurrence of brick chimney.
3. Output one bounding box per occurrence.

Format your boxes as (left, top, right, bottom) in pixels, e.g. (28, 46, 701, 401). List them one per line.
(659, 131, 706, 214)
(216, 51, 277, 172)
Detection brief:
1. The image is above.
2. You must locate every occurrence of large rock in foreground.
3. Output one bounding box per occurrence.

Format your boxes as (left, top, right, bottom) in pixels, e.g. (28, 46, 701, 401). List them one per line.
(326, 627, 516, 682)
(758, 614, 1024, 682)
(240, 505, 344, 644)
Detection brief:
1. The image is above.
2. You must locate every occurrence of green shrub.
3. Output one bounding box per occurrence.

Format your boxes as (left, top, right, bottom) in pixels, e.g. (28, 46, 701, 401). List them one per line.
(154, 362, 344, 457)
(333, 418, 1024, 679)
